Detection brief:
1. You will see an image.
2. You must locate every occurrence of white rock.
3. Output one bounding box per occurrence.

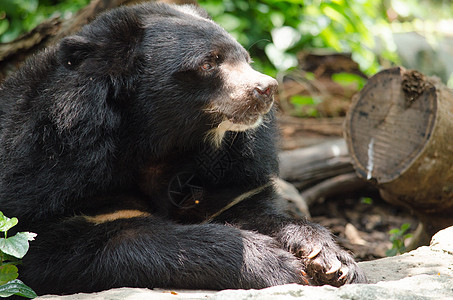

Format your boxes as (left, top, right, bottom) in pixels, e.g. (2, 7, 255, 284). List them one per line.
(430, 226, 453, 254)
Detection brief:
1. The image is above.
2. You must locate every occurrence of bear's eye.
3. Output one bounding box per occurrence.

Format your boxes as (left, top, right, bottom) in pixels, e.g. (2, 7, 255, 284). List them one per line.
(201, 62, 214, 71)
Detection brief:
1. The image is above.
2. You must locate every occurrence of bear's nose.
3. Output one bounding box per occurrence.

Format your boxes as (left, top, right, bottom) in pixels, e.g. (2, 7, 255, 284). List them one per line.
(253, 78, 278, 105)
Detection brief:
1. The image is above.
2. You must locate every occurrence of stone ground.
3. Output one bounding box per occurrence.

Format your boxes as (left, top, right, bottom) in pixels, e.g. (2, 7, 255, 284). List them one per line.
(37, 226, 453, 300)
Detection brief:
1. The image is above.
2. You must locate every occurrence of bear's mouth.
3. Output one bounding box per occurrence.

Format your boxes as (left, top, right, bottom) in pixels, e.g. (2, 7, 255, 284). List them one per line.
(219, 115, 263, 132)
(219, 99, 273, 129)
(206, 111, 267, 147)
(207, 115, 263, 147)
(205, 104, 270, 129)
(224, 113, 263, 128)
(205, 99, 274, 147)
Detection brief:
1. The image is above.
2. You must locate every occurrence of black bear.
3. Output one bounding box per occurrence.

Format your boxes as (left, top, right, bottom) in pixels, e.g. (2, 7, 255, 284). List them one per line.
(0, 2, 366, 296)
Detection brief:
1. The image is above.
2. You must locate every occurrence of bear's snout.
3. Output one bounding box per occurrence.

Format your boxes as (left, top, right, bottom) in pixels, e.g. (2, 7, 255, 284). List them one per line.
(252, 76, 278, 107)
(206, 62, 279, 130)
(221, 63, 278, 112)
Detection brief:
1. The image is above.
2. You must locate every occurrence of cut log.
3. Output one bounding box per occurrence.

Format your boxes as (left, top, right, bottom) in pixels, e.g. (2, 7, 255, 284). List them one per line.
(344, 67, 453, 245)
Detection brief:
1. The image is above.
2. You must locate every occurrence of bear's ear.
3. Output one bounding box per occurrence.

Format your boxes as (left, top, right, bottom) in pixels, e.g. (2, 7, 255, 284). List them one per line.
(57, 35, 96, 70)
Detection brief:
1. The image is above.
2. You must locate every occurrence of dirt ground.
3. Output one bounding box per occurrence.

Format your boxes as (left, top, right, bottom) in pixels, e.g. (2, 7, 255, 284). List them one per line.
(310, 192, 418, 261)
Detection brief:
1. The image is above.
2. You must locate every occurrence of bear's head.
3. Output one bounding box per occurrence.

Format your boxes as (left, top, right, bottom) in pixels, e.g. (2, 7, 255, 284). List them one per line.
(56, 3, 277, 151)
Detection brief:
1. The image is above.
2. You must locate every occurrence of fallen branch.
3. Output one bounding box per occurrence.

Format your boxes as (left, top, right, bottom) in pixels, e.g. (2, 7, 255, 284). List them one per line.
(300, 173, 368, 207)
(279, 138, 354, 190)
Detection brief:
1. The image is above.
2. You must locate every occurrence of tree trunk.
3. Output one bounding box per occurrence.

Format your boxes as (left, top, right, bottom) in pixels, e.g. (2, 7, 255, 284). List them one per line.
(344, 66, 453, 246)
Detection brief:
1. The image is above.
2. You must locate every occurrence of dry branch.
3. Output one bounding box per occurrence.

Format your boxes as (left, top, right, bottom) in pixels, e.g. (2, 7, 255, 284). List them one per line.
(300, 173, 367, 207)
(279, 139, 355, 190)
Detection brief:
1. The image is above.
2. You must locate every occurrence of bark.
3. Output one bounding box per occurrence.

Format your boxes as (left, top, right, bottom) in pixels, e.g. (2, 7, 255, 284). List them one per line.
(344, 66, 453, 246)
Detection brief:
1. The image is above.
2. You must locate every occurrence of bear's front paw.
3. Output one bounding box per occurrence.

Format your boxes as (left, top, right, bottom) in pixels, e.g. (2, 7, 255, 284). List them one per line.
(278, 223, 367, 287)
(297, 240, 366, 287)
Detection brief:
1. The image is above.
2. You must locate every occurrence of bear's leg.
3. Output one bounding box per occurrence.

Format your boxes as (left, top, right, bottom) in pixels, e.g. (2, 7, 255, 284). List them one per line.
(20, 215, 309, 295)
(214, 191, 367, 287)
(272, 218, 367, 286)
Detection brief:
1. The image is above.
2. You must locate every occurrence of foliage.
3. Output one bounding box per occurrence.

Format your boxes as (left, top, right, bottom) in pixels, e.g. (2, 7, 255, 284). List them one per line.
(360, 197, 374, 205)
(386, 223, 412, 257)
(289, 94, 321, 118)
(285, 70, 368, 117)
(199, 0, 388, 77)
(0, 0, 89, 43)
(0, 212, 37, 298)
(390, 0, 453, 21)
(2, 0, 452, 79)
(331, 72, 367, 90)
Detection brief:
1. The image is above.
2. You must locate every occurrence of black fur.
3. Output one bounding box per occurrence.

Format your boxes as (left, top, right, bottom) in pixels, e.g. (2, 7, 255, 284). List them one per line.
(0, 3, 366, 296)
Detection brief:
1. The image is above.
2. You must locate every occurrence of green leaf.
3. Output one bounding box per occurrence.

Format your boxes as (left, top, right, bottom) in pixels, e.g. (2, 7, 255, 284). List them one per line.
(0, 232, 36, 259)
(0, 279, 37, 298)
(0, 212, 18, 233)
(385, 248, 398, 257)
(400, 223, 411, 232)
(0, 265, 18, 285)
(388, 229, 400, 235)
(332, 72, 367, 90)
(0, 19, 9, 37)
(319, 27, 342, 51)
(290, 95, 316, 106)
(215, 13, 242, 32)
(403, 233, 413, 240)
(0, 253, 21, 264)
(360, 197, 373, 205)
(306, 107, 320, 118)
(304, 72, 316, 81)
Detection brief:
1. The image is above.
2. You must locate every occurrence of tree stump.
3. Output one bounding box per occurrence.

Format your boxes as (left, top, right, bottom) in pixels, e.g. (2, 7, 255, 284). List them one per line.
(344, 67, 453, 247)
